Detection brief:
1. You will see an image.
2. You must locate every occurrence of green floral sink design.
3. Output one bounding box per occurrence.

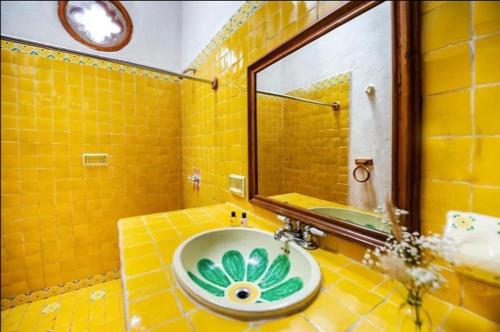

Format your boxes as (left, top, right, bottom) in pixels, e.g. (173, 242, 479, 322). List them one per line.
(187, 248, 303, 302)
(173, 228, 321, 320)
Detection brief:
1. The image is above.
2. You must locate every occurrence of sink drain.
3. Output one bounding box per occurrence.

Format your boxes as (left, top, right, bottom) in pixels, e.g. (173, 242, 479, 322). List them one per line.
(226, 282, 260, 303)
(235, 288, 250, 299)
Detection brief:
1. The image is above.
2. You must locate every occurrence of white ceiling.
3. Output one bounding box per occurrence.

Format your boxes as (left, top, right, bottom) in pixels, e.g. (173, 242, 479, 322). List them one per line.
(0, 1, 243, 72)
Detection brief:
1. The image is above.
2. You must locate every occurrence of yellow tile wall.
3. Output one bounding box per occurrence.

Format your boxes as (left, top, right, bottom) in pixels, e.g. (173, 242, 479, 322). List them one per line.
(283, 74, 350, 203)
(180, 0, 500, 322)
(420, 1, 500, 321)
(256, 95, 284, 196)
(1, 41, 183, 300)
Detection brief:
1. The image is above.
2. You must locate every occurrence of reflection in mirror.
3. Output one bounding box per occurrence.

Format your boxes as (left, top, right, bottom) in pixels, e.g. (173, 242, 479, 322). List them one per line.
(256, 3, 393, 233)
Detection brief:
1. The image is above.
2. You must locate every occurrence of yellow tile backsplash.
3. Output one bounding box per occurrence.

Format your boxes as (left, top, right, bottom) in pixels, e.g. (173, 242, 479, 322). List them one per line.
(473, 1, 500, 35)
(422, 43, 471, 95)
(475, 33, 500, 84)
(475, 85, 500, 135)
(421, 0, 500, 321)
(421, 1, 470, 52)
(1, 40, 183, 301)
(422, 89, 471, 137)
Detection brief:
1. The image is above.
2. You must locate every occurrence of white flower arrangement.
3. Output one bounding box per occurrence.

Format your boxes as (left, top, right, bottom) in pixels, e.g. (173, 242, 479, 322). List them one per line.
(363, 200, 457, 301)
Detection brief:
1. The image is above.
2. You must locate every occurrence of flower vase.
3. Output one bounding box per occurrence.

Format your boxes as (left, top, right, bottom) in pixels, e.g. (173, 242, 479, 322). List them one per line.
(397, 292, 432, 332)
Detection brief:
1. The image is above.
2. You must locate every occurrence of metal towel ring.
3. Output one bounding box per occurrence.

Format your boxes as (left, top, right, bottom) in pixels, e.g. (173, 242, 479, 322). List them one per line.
(353, 159, 373, 183)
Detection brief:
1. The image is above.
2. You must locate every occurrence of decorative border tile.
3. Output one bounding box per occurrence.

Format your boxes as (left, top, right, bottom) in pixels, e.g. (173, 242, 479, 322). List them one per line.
(0, 39, 180, 83)
(188, 1, 264, 69)
(0, 270, 120, 311)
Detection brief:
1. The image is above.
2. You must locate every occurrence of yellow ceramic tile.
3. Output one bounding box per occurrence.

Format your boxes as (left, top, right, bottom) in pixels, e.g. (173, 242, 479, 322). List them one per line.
(473, 1, 500, 36)
(475, 85, 500, 135)
(1, 280, 124, 332)
(148, 317, 192, 331)
(126, 270, 171, 301)
(128, 291, 183, 329)
(303, 287, 360, 332)
(472, 137, 500, 186)
(475, 34, 500, 84)
(441, 306, 500, 332)
(350, 319, 384, 332)
(156, 238, 183, 265)
(189, 309, 248, 331)
(122, 242, 157, 260)
(422, 137, 472, 181)
(321, 267, 343, 288)
(318, 1, 344, 19)
(174, 287, 197, 312)
(461, 277, 500, 323)
(422, 89, 471, 137)
(422, 1, 470, 52)
(124, 254, 163, 276)
(363, 302, 403, 332)
(121, 234, 154, 248)
(422, 1, 448, 13)
(471, 185, 500, 217)
(259, 313, 317, 332)
(420, 180, 470, 233)
(336, 262, 385, 290)
(329, 279, 384, 315)
(431, 268, 462, 306)
(423, 43, 471, 95)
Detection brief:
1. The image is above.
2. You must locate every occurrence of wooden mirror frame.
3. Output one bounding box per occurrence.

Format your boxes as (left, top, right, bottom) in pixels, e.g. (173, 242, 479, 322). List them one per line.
(248, 1, 421, 247)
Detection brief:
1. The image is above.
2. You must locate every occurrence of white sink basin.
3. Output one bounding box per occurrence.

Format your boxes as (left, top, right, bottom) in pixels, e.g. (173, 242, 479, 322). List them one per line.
(173, 228, 321, 320)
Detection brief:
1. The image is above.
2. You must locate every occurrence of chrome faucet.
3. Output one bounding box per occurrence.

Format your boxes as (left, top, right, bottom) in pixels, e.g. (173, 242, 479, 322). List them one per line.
(274, 215, 326, 250)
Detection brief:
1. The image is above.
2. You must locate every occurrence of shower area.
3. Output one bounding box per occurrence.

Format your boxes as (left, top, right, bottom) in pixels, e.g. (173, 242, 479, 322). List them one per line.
(0, 37, 219, 309)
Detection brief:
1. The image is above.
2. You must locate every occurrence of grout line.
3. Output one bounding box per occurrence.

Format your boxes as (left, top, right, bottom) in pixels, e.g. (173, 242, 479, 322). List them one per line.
(422, 82, 500, 99)
(463, 1, 476, 309)
(143, 215, 197, 331)
(301, 312, 324, 332)
(437, 305, 454, 331)
(421, 30, 500, 56)
(423, 178, 500, 190)
(467, 0, 476, 223)
(424, 134, 500, 139)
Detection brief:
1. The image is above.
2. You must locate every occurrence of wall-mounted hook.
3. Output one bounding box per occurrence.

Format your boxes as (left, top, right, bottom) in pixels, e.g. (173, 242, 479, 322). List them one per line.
(365, 84, 375, 96)
(353, 158, 373, 182)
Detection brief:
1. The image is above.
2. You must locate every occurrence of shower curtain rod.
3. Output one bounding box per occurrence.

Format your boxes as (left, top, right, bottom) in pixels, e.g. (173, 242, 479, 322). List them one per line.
(257, 90, 340, 111)
(1, 35, 218, 89)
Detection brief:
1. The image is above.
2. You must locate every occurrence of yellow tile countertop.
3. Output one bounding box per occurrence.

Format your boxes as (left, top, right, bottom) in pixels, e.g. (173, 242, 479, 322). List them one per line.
(118, 203, 499, 332)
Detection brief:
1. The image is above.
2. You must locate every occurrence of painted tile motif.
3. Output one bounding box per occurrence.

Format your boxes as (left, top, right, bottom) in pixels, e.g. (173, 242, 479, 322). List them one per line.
(0, 39, 180, 83)
(188, 248, 303, 302)
(451, 214, 476, 231)
(1, 270, 119, 311)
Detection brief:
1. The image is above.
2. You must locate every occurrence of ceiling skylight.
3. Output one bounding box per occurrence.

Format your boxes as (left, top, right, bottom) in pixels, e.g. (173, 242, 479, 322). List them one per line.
(58, 1, 133, 52)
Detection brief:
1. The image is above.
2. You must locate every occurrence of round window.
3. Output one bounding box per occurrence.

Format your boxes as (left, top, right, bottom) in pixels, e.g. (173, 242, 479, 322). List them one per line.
(58, 1, 133, 51)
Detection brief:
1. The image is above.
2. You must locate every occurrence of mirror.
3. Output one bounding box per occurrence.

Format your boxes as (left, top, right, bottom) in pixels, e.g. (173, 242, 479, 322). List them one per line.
(248, 1, 421, 247)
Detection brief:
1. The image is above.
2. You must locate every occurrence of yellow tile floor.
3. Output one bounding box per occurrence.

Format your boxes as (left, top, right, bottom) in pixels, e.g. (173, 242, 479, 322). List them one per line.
(1, 280, 125, 332)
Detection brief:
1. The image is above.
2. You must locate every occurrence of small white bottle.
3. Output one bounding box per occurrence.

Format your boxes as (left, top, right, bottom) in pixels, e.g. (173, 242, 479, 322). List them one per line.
(240, 212, 248, 227)
(230, 211, 237, 227)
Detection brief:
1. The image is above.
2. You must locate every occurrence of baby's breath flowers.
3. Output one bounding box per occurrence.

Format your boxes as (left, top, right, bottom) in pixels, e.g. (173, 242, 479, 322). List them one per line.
(363, 200, 457, 331)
